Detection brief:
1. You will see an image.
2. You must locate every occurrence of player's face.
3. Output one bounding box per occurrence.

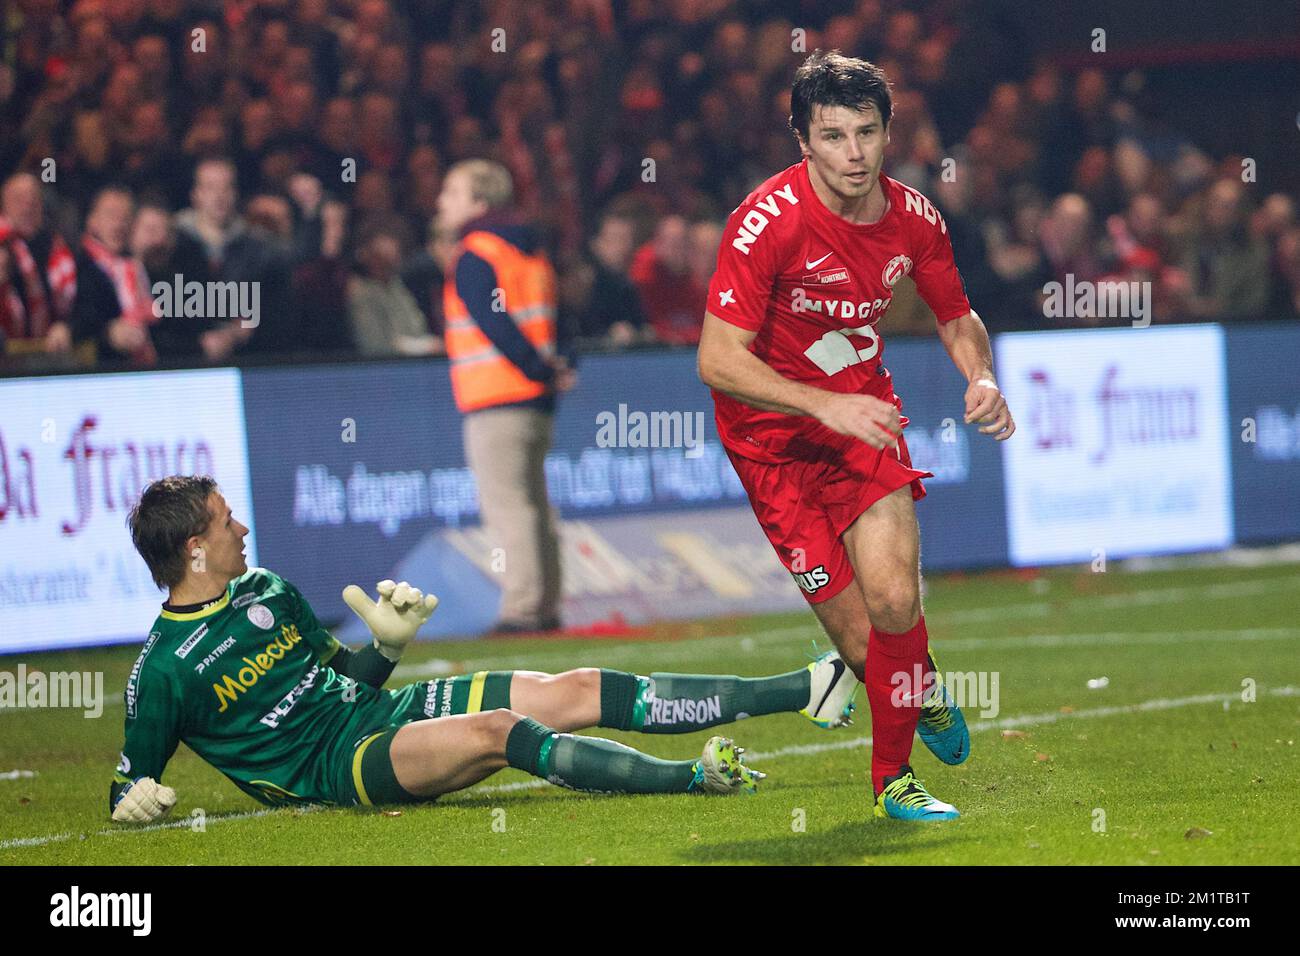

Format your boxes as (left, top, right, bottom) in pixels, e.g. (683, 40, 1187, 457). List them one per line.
(191, 491, 249, 582)
(800, 102, 890, 201)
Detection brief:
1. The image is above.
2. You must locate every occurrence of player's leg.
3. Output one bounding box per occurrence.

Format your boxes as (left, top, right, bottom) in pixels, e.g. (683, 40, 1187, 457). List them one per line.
(508, 666, 829, 734)
(379, 710, 762, 800)
(841, 483, 924, 790)
(808, 578, 872, 680)
(841, 485, 959, 819)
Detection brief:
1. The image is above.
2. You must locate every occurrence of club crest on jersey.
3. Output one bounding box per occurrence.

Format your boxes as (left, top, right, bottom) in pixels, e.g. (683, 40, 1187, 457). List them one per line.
(882, 254, 913, 288)
(247, 604, 274, 630)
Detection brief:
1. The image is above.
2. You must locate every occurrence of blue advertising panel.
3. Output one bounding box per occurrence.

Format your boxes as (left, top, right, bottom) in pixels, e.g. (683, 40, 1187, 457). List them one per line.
(240, 353, 753, 627)
(880, 339, 1009, 570)
(1225, 325, 1300, 543)
(241, 360, 456, 627)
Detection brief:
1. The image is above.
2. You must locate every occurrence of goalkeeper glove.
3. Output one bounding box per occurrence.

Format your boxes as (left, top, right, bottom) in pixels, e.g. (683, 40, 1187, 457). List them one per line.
(342, 579, 439, 661)
(112, 776, 177, 824)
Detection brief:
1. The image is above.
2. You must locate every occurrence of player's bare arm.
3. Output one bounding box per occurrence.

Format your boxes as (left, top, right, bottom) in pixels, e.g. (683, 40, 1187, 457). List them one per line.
(936, 309, 1016, 441)
(698, 311, 902, 449)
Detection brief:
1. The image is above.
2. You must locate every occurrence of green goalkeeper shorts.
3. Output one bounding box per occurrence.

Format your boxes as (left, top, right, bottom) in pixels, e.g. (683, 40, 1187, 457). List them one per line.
(389, 670, 515, 722)
(332, 671, 516, 806)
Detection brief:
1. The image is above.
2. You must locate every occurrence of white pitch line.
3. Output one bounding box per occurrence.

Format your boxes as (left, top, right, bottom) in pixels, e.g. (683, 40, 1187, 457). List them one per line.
(0, 805, 318, 851)
(5, 684, 1297, 849)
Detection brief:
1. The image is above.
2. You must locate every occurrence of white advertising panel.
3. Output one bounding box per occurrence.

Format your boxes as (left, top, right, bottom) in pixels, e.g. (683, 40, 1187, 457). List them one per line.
(996, 326, 1232, 565)
(0, 369, 256, 652)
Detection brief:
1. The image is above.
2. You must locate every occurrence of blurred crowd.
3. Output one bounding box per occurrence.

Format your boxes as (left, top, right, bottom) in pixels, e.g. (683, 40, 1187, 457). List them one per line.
(2, 0, 1297, 371)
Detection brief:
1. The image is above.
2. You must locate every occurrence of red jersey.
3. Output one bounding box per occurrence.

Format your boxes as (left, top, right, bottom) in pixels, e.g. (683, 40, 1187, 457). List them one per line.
(706, 160, 971, 463)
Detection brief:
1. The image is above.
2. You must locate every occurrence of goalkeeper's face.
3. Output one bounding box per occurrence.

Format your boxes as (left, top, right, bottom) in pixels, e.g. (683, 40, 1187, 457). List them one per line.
(191, 491, 250, 583)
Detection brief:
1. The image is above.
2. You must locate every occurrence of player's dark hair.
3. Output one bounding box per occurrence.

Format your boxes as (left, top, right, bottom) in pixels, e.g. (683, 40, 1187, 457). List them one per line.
(128, 475, 220, 590)
(789, 50, 893, 141)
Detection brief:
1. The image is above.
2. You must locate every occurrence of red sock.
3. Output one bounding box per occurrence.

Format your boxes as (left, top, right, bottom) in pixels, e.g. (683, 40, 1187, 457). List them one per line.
(865, 614, 930, 794)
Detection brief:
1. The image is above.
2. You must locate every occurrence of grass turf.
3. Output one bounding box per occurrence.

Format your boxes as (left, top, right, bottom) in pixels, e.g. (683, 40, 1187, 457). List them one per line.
(2, 561, 1298, 865)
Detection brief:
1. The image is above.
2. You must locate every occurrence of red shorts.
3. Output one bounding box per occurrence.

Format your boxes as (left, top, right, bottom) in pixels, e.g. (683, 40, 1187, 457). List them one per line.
(726, 431, 931, 605)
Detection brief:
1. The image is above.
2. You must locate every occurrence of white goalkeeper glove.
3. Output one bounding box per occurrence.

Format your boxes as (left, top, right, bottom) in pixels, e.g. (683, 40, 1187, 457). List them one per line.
(112, 776, 177, 824)
(342, 579, 439, 661)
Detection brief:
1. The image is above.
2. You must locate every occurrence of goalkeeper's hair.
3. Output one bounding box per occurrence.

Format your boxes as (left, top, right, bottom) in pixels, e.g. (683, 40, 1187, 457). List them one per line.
(789, 50, 893, 141)
(128, 475, 220, 590)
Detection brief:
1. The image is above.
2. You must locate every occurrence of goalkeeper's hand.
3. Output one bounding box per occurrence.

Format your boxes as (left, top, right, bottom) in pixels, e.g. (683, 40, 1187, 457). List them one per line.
(112, 776, 177, 824)
(342, 580, 439, 661)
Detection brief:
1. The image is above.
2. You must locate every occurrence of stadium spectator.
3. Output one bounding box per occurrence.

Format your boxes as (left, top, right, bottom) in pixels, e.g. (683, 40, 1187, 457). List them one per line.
(130, 199, 214, 361)
(174, 157, 292, 360)
(1255, 193, 1300, 320)
(69, 186, 157, 366)
(0, 172, 76, 353)
(1102, 192, 1187, 322)
(630, 214, 708, 345)
(932, 170, 1001, 317)
(1177, 178, 1270, 322)
(438, 159, 569, 634)
(121, 100, 190, 210)
(1271, 226, 1300, 320)
(1032, 192, 1108, 324)
(347, 214, 441, 358)
(293, 198, 355, 355)
(573, 211, 648, 346)
(61, 110, 115, 208)
(400, 216, 451, 341)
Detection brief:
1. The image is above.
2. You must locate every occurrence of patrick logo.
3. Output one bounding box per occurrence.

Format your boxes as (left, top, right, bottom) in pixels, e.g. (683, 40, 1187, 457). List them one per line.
(882, 254, 913, 288)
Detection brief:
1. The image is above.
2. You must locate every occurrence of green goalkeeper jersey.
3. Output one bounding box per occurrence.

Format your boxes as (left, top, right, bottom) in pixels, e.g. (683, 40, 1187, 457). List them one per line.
(113, 568, 403, 807)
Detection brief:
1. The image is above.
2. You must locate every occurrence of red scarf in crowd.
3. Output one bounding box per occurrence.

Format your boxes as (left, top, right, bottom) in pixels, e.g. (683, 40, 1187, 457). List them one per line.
(81, 233, 159, 365)
(0, 216, 76, 340)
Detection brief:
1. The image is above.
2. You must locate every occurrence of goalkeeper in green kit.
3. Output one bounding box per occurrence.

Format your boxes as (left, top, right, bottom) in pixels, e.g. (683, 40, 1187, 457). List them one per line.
(110, 475, 861, 823)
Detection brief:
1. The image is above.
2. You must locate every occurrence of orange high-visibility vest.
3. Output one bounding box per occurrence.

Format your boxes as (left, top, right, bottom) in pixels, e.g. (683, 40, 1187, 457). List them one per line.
(443, 230, 558, 413)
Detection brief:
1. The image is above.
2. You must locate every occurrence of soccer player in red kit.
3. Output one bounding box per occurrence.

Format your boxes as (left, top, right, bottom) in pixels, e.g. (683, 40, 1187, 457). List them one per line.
(698, 51, 1016, 820)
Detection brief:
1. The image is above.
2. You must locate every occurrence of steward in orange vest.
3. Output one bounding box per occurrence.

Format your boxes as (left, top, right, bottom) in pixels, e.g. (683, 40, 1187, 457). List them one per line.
(443, 214, 559, 413)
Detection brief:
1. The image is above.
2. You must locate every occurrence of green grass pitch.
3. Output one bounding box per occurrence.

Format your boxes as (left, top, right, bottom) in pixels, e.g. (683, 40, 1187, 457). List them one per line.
(3, 561, 1298, 865)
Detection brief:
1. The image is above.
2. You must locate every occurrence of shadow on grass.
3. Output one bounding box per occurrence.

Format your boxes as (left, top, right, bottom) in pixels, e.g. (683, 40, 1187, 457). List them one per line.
(677, 818, 973, 865)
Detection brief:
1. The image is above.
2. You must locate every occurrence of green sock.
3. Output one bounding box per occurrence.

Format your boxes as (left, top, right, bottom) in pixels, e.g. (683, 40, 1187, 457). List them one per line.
(505, 716, 698, 794)
(598, 668, 811, 734)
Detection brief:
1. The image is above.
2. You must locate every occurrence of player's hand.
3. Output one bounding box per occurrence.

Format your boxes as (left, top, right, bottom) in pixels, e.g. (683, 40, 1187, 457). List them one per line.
(813, 392, 902, 449)
(112, 776, 177, 824)
(964, 377, 1015, 441)
(342, 580, 439, 661)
